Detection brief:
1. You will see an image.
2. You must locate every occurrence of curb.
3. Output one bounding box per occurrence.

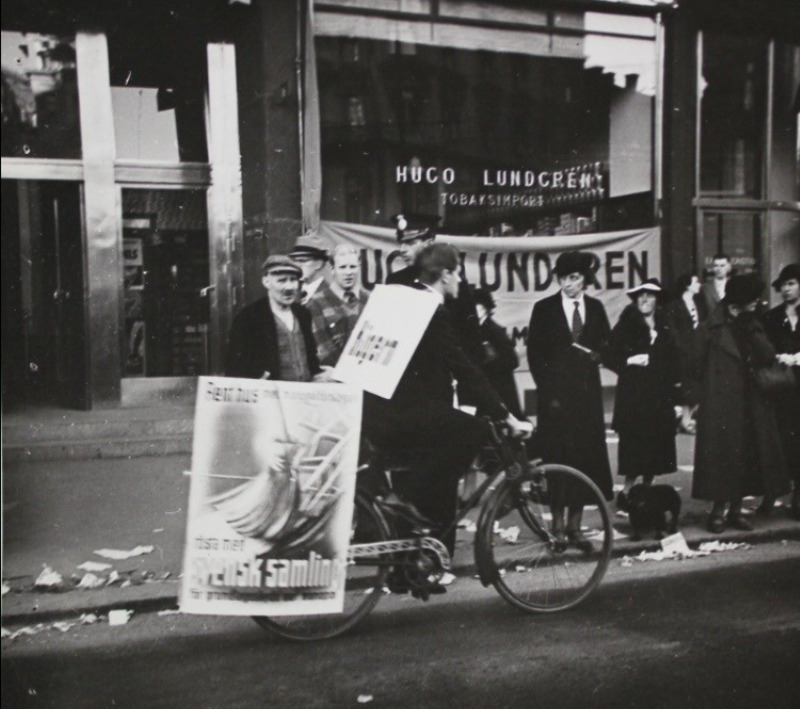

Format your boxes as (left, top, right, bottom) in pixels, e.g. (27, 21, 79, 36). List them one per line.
(4, 525, 798, 628)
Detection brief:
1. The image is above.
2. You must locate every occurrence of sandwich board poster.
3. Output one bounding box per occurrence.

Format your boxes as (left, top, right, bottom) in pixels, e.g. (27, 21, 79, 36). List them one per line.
(180, 377, 362, 616)
(332, 284, 439, 399)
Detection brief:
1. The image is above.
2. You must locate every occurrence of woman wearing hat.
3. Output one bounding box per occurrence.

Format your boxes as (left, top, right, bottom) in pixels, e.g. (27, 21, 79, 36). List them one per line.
(692, 274, 790, 533)
(527, 251, 613, 551)
(603, 279, 681, 506)
(761, 264, 800, 518)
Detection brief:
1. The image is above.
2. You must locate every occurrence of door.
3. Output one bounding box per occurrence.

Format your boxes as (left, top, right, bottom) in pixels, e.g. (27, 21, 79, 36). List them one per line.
(0, 180, 88, 410)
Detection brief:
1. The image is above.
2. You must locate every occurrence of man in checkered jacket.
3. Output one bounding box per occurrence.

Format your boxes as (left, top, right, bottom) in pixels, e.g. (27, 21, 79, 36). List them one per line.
(306, 244, 369, 367)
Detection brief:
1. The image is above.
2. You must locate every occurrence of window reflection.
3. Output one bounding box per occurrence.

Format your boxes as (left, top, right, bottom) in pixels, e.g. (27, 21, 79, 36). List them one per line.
(316, 14, 656, 236)
(1, 31, 81, 158)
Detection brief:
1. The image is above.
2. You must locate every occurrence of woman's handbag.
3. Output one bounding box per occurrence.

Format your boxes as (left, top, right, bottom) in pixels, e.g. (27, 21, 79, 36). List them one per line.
(753, 362, 797, 396)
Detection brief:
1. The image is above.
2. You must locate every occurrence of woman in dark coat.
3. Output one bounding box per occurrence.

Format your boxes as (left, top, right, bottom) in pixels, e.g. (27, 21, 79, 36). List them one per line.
(692, 274, 791, 533)
(472, 287, 524, 418)
(604, 279, 680, 503)
(527, 251, 613, 551)
(760, 263, 800, 519)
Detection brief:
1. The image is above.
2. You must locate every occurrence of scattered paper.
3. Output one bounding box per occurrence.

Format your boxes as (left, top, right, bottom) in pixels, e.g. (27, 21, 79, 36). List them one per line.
(77, 573, 105, 590)
(2, 614, 98, 641)
(157, 609, 181, 616)
(108, 609, 133, 626)
(78, 561, 113, 572)
(106, 570, 121, 585)
(498, 525, 520, 544)
(620, 534, 752, 566)
(152, 528, 165, 534)
(94, 545, 154, 560)
(33, 565, 64, 589)
(2, 582, 10, 596)
(357, 695, 374, 704)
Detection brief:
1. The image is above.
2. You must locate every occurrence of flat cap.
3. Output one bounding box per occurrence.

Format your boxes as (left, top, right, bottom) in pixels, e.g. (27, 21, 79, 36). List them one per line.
(262, 254, 302, 277)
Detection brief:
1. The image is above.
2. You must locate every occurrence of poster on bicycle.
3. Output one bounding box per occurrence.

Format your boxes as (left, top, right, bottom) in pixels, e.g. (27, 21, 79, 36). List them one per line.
(180, 377, 363, 616)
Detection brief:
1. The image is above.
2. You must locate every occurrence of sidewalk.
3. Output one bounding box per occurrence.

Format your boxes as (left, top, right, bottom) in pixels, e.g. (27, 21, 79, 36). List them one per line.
(3, 433, 799, 626)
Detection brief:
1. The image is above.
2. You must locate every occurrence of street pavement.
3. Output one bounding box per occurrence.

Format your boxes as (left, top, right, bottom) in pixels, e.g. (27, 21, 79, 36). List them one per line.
(3, 542, 800, 708)
(3, 432, 799, 625)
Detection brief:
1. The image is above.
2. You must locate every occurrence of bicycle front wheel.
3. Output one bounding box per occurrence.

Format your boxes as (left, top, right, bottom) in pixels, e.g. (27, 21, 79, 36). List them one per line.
(483, 464, 612, 613)
(253, 491, 390, 641)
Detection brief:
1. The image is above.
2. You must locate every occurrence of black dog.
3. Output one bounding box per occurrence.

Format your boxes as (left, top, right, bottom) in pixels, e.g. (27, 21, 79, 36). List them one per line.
(620, 484, 681, 541)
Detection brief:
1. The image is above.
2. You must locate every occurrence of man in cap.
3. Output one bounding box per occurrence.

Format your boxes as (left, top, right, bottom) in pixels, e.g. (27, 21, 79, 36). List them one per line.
(526, 251, 613, 551)
(364, 242, 530, 571)
(692, 273, 790, 532)
(306, 244, 370, 367)
(760, 263, 799, 518)
(289, 233, 330, 305)
(387, 213, 484, 367)
(224, 255, 323, 382)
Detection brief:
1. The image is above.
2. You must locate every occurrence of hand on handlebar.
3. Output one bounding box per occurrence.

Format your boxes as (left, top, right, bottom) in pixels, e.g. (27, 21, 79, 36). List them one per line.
(504, 413, 533, 439)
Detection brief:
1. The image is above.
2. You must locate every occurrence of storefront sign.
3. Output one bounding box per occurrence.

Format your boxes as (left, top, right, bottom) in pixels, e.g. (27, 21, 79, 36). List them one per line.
(180, 378, 362, 616)
(319, 221, 661, 387)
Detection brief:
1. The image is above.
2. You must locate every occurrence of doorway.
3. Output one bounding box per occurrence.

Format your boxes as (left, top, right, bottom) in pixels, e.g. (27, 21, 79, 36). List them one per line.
(1, 179, 88, 411)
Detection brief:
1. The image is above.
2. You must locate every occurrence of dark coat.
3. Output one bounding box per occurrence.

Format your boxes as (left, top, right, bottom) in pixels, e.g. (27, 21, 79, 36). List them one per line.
(761, 304, 800, 481)
(224, 297, 321, 380)
(479, 317, 523, 418)
(604, 304, 680, 478)
(691, 305, 790, 502)
(526, 292, 613, 499)
(387, 264, 484, 365)
(665, 294, 707, 406)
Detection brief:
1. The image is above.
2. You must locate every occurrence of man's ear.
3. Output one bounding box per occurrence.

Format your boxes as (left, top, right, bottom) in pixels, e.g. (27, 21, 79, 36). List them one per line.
(261, 275, 270, 289)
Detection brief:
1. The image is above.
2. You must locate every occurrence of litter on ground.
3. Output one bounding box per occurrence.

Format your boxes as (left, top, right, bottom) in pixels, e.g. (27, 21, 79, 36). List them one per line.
(94, 545, 155, 560)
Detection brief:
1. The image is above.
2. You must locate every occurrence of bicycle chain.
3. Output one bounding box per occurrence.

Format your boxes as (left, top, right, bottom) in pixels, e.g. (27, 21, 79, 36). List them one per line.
(348, 537, 452, 571)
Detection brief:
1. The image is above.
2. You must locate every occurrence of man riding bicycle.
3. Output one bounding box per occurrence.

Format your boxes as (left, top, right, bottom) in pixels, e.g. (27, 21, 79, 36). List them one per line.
(362, 243, 530, 563)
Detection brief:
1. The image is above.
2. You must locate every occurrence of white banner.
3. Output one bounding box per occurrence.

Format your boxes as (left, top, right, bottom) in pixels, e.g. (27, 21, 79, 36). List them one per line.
(319, 222, 660, 393)
(180, 377, 362, 616)
(333, 285, 439, 399)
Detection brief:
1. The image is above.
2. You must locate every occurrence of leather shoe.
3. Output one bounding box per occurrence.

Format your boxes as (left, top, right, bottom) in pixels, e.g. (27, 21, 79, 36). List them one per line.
(566, 530, 594, 554)
(707, 514, 725, 534)
(726, 513, 753, 531)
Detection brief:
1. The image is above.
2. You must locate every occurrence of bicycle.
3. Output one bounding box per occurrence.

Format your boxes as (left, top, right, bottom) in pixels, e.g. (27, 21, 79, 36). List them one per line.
(253, 420, 613, 641)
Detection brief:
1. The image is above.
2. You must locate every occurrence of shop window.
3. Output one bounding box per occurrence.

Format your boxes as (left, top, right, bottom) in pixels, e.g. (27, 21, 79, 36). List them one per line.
(700, 211, 762, 276)
(121, 189, 210, 378)
(315, 11, 656, 235)
(1, 31, 81, 159)
(109, 36, 207, 162)
(699, 31, 768, 198)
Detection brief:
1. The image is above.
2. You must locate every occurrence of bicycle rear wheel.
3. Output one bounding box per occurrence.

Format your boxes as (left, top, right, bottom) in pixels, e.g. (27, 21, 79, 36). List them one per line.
(253, 491, 390, 640)
(483, 464, 612, 613)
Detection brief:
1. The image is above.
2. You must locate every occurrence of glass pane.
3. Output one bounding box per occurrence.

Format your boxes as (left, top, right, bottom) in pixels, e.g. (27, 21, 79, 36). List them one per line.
(771, 42, 800, 202)
(700, 211, 762, 276)
(700, 31, 767, 197)
(1, 31, 81, 158)
(109, 40, 207, 162)
(315, 14, 656, 235)
(122, 189, 210, 378)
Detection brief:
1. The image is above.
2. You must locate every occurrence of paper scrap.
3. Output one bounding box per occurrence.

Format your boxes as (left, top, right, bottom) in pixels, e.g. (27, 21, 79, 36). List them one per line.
(34, 565, 64, 589)
(157, 609, 181, 616)
(357, 695, 374, 704)
(78, 561, 113, 572)
(94, 545, 154, 560)
(106, 570, 121, 585)
(498, 525, 520, 544)
(108, 609, 133, 626)
(2, 582, 10, 596)
(77, 573, 105, 590)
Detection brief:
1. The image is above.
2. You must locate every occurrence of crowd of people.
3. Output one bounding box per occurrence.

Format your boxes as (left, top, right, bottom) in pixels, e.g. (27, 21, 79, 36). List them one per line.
(224, 219, 799, 577)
